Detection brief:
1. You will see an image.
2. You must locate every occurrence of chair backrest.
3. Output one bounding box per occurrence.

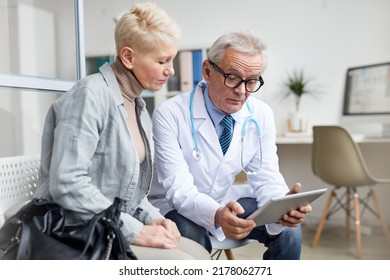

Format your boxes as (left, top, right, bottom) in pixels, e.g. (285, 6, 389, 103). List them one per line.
(0, 154, 40, 227)
(312, 125, 375, 187)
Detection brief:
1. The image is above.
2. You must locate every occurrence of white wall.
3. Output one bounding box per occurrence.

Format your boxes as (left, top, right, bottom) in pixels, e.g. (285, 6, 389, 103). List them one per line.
(84, 0, 390, 133)
(82, 0, 390, 226)
(4, 0, 387, 225)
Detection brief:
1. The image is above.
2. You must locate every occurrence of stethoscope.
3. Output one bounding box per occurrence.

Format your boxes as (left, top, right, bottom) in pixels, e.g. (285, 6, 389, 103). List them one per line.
(189, 85, 263, 175)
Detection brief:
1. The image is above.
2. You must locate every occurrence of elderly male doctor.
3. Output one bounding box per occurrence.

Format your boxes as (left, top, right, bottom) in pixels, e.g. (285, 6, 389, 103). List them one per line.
(148, 30, 311, 260)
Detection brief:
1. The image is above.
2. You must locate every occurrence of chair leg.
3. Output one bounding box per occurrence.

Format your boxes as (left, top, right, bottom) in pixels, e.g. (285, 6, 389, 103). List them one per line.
(371, 190, 390, 241)
(353, 192, 362, 259)
(211, 249, 223, 260)
(345, 188, 351, 238)
(224, 249, 235, 260)
(312, 191, 334, 248)
(211, 249, 236, 260)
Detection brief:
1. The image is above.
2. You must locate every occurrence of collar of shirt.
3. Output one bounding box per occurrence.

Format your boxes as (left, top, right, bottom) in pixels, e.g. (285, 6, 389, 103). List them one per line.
(203, 85, 231, 137)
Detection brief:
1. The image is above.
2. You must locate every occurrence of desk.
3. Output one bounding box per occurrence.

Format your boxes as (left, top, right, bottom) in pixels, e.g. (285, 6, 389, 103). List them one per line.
(276, 135, 390, 144)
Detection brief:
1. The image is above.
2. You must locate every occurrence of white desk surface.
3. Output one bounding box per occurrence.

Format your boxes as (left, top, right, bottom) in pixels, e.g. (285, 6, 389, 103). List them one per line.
(276, 134, 390, 144)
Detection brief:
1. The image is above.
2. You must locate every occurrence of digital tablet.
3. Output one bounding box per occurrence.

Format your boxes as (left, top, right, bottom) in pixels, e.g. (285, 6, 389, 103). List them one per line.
(246, 188, 327, 226)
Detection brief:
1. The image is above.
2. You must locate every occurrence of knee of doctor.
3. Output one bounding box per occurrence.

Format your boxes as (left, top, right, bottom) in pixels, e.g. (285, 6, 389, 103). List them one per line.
(165, 210, 212, 253)
(236, 197, 258, 219)
(272, 225, 302, 246)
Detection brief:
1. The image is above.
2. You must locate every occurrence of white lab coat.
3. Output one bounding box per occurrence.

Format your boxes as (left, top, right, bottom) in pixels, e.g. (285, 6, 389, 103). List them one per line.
(149, 81, 289, 240)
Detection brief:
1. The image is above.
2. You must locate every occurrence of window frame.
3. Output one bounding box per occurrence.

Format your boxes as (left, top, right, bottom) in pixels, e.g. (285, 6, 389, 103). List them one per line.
(0, 0, 86, 93)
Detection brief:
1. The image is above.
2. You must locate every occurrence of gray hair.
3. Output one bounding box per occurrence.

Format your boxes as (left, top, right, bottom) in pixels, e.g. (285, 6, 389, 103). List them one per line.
(207, 30, 266, 67)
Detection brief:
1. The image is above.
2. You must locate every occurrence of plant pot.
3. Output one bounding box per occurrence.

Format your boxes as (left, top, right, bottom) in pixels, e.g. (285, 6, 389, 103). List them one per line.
(287, 111, 309, 132)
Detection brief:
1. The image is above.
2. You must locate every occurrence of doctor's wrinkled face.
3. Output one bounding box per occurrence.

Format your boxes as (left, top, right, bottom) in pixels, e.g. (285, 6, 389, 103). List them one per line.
(205, 47, 264, 115)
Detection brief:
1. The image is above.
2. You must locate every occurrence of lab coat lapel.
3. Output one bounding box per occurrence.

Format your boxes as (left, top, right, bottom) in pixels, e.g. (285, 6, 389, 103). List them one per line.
(192, 87, 220, 154)
(192, 89, 254, 158)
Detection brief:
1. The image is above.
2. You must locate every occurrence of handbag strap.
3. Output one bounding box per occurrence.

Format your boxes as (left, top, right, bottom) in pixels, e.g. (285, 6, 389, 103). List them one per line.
(79, 197, 124, 260)
(0, 218, 22, 259)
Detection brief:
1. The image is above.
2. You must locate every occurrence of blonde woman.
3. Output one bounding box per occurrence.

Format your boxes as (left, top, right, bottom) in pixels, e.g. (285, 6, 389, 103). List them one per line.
(34, 2, 209, 260)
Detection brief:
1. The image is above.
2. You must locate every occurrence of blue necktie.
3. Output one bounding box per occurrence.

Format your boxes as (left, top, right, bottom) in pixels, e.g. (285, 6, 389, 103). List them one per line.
(219, 115, 233, 155)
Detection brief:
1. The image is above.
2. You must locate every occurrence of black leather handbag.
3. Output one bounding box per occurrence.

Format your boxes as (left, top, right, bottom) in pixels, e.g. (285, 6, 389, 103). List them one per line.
(0, 197, 137, 260)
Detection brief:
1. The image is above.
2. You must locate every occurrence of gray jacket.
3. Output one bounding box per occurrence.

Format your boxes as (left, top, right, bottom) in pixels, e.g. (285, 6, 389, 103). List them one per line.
(34, 63, 163, 243)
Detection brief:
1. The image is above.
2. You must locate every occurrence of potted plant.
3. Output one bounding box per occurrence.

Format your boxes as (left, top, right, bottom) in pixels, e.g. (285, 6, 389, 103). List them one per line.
(282, 69, 319, 132)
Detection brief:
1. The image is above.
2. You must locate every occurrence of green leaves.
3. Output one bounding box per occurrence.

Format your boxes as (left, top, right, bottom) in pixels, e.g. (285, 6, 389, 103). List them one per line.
(283, 69, 319, 112)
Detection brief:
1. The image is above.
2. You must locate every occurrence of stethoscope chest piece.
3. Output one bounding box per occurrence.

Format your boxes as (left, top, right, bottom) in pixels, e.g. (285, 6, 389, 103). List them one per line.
(192, 148, 201, 161)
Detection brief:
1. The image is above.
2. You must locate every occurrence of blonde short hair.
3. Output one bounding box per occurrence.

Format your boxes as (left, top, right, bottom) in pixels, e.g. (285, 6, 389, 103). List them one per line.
(115, 2, 181, 55)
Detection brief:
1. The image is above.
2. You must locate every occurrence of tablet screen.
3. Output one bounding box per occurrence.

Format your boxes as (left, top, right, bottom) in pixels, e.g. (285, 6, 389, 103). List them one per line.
(246, 188, 327, 226)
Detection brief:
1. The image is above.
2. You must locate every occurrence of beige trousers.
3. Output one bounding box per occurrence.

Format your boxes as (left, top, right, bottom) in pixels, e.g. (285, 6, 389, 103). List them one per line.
(131, 237, 211, 260)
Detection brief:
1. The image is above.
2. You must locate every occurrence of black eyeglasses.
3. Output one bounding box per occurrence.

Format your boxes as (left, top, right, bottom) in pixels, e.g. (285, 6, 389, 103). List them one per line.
(209, 61, 264, 93)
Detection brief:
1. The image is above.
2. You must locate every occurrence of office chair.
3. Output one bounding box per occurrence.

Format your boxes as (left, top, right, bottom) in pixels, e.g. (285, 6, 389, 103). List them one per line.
(210, 236, 254, 260)
(311, 125, 390, 258)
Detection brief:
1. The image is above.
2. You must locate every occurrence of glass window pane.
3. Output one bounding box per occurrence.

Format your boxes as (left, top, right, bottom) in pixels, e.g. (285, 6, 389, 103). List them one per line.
(0, 87, 62, 157)
(83, 1, 119, 75)
(0, 0, 77, 80)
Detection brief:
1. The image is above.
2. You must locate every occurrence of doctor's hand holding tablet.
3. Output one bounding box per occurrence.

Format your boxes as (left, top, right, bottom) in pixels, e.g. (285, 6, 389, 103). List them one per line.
(215, 183, 325, 240)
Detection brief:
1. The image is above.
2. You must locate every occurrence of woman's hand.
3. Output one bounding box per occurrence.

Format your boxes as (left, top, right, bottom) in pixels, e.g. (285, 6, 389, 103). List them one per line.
(132, 218, 181, 249)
